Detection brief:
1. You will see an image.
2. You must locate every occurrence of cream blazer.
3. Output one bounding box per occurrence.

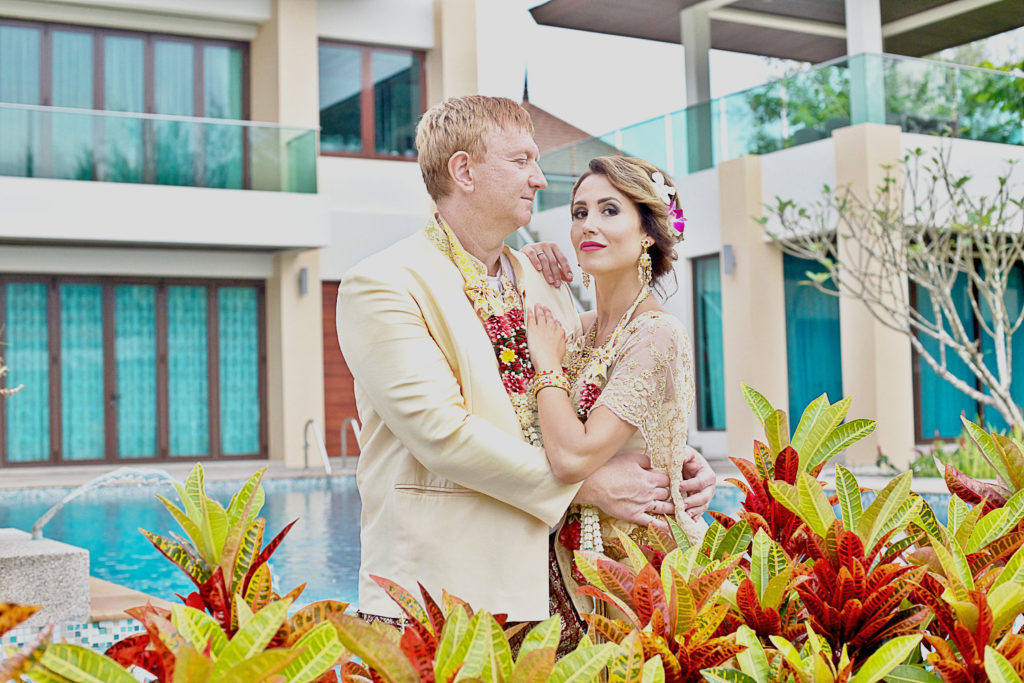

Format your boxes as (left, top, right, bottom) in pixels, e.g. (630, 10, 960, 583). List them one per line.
(336, 227, 583, 620)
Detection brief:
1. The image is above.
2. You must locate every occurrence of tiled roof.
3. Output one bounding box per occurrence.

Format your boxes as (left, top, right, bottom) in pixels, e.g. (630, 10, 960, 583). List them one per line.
(522, 100, 595, 153)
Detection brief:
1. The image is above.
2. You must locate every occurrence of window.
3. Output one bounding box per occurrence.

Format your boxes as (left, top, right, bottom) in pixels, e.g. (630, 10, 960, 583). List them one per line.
(693, 255, 725, 431)
(319, 41, 424, 159)
(783, 254, 843, 423)
(0, 276, 264, 466)
(0, 19, 246, 185)
(913, 267, 1024, 440)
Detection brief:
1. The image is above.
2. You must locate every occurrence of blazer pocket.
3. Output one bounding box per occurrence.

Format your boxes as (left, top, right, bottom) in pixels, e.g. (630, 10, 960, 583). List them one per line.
(394, 484, 480, 496)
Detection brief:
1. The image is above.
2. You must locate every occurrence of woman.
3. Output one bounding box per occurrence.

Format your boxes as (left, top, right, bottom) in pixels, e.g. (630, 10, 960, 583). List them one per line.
(525, 155, 707, 606)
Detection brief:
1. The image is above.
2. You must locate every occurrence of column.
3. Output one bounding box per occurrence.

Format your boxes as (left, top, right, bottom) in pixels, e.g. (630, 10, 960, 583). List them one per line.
(249, 0, 319, 191)
(717, 155, 789, 456)
(845, 0, 886, 125)
(681, 6, 714, 173)
(266, 249, 326, 468)
(833, 124, 915, 467)
(429, 0, 479, 103)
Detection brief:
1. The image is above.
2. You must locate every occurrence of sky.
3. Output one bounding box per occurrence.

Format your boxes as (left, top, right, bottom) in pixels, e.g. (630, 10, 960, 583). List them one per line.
(474, 1, 776, 137)
(472, 2, 1024, 139)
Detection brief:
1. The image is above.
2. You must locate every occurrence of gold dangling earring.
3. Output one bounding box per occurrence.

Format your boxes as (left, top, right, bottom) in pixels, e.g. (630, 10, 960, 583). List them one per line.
(638, 242, 652, 285)
(581, 270, 591, 288)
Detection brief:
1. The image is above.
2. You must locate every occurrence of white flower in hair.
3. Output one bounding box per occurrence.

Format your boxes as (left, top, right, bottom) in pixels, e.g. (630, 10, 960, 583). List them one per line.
(651, 171, 676, 205)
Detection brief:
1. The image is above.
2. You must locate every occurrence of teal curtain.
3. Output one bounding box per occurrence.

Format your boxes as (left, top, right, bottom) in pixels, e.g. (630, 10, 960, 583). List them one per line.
(694, 256, 726, 430)
(60, 284, 105, 460)
(318, 44, 363, 153)
(203, 45, 243, 188)
(978, 267, 1024, 431)
(915, 276, 978, 438)
(372, 51, 420, 157)
(50, 30, 94, 180)
(114, 285, 157, 458)
(168, 286, 209, 456)
(784, 255, 842, 423)
(103, 35, 144, 183)
(0, 25, 41, 177)
(4, 283, 49, 463)
(218, 287, 259, 454)
(154, 40, 195, 186)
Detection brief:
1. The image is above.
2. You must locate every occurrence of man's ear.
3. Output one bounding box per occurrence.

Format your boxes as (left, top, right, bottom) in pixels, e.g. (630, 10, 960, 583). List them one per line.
(448, 151, 474, 193)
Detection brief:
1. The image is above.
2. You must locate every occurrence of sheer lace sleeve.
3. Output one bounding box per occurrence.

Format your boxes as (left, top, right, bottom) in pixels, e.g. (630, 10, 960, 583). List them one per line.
(592, 313, 695, 473)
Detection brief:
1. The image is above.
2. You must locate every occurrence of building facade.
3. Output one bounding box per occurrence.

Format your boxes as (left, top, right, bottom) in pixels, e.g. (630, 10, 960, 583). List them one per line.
(0, 0, 492, 468)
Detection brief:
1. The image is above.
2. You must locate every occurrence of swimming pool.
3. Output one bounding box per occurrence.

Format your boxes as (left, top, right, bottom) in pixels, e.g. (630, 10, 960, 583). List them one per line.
(0, 476, 952, 609)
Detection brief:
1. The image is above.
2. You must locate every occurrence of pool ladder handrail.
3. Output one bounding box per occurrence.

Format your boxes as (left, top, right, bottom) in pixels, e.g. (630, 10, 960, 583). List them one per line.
(341, 417, 360, 468)
(303, 419, 332, 475)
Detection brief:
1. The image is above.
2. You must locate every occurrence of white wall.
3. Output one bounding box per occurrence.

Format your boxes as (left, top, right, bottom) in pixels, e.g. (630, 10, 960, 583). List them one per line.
(0, 176, 330, 249)
(318, 0, 434, 49)
(0, 0, 268, 39)
(759, 138, 837, 239)
(0, 245, 273, 278)
(317, 156, 433, 279)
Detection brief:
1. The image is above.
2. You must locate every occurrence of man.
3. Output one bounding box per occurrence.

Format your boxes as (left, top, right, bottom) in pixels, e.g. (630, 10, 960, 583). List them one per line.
(337, 95, 714, 630)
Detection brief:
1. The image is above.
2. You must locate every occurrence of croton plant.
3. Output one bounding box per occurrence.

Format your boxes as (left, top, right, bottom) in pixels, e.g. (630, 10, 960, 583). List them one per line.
(3, 385, 1024, 683)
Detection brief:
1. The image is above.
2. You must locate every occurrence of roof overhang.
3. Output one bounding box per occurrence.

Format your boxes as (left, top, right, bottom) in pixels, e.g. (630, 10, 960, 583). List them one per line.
(529, 0, 1024, 63)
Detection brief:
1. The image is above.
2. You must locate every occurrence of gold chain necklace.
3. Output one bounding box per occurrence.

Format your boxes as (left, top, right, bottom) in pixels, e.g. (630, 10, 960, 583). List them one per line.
(566, 285, 651, 387)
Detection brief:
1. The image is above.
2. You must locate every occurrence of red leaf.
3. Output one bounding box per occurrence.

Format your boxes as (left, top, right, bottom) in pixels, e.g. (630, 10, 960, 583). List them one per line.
(418, 583, 447, 637)
(774, 448, 800, 485)
(104, 633, 151, 669)
(631, 564, 667, 626)
(242, 519, 298, 597)
(198, 567, 231, 630)
(399, 627, 436, 683)
(945, 464, 1009, 510)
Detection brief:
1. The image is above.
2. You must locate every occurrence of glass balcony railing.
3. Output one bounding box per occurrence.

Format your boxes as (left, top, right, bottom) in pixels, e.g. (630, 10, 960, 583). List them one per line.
(538, 53, 1024, 208)
(0, 103, 318, 193)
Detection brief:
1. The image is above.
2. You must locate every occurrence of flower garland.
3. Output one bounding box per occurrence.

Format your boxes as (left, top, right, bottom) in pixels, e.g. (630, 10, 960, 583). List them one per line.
(558, 285, 651, 575)
(426, 215, 541, 446)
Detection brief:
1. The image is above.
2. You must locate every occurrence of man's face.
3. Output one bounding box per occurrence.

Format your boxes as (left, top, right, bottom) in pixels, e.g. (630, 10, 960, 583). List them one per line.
(471, 126, 548, 231)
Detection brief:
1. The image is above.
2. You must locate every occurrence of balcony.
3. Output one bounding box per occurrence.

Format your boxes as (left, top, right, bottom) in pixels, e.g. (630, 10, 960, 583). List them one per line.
(0, 103, 317, 193)
(0, 105, 328, 250)
(538, 54, 1024, 209)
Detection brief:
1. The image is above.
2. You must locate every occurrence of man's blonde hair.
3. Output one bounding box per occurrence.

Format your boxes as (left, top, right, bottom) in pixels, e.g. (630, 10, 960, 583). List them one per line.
(416, 95, 535, 201)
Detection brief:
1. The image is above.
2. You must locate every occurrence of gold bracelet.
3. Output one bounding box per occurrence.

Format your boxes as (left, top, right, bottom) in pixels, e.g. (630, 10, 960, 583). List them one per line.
(532, 370, 570, 399)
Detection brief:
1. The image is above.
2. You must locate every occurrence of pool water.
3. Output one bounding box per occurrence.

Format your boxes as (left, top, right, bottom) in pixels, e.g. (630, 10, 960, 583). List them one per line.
(0, 477, 952, 609)
(0, 477, 362, 607)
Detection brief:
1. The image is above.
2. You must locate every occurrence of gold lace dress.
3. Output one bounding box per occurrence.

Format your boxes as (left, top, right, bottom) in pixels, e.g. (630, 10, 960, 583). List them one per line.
(555, 310, 703, 615)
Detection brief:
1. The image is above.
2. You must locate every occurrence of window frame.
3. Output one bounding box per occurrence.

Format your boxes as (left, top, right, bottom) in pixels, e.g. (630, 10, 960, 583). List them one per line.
(910, 262, 1024, 443)
(0, 274, 267, 467)
(317, 39, 426, 162)
(691, 253, 726, 432)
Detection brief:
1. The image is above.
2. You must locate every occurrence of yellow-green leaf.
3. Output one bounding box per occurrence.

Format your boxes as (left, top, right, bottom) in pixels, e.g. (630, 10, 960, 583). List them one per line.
(857, 471, 912, 552)
(798, 471, 836, 538)
(742, 384, 775, 425)
(212, 600, 291, 678)
(985, 646, 1024, 683)
(517, 615, 561, 663)
(988, 582, 1024, 637)
(547, 643, 615, 683)
(806, 419, 876, 475)
(834, 465, 862, 532)
(700, 669, 758, 683)
(280, 621, 344, 683)
(36, 644, 136, 683)
(992, 542, 1024, 592)
(848, 634, 922, 683)
(508, 646, 557, 683)
(171, 605, 227, 658)
(607, 631, 644, 683)
(332, 613, 418, 683)
(764, 410, 790, 457)
(641, 656, 665, 683)
(735, 624, 769, 681)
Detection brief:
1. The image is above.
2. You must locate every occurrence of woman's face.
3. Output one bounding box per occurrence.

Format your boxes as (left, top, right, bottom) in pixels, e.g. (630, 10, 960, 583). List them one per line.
(570, 173, 648, 279)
